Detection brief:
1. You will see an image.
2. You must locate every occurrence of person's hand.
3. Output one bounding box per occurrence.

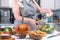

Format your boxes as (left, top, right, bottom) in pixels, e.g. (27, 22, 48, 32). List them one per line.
(28, 19, 39, 30)
(46, 9, 53, 17)
(40, 8, 53, 17)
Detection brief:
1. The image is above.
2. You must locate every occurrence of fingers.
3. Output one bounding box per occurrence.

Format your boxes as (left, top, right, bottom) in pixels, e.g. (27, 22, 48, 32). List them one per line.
(46, 12, 53, 17)
(40, 8, 48, 13)
(30, 20, 39, 30)
(46, 9, 53, 17)
(40, 8, 53, 17)
(33, 21, 39, 30)
(48, 9, 53, 16)
(40, 8, 53, 14)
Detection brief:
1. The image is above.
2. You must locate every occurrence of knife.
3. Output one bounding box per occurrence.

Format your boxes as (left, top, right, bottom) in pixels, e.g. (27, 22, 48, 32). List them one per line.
(47, 32, 60, 39)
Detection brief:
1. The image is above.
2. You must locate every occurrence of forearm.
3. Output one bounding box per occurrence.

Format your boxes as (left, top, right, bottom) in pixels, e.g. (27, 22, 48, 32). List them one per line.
(14, 15, 34, 23)
(33, 0, 41, 13)
(12, 0, 31, 22)
(33, 0, 53, 16)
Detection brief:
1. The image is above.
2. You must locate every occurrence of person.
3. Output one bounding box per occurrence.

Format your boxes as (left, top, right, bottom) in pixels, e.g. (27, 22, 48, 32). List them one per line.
(12, 0, 53, 31)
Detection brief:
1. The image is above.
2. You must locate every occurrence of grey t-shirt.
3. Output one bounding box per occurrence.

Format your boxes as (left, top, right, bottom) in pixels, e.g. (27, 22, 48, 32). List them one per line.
(18, 0, 37, 18)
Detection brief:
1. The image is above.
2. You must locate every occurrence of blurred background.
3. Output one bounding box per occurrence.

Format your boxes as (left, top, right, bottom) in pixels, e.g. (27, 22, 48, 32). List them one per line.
(0, 0, 60, 26)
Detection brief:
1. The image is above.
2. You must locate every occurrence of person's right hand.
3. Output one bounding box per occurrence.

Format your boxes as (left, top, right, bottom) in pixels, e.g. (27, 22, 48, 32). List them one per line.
(28, 19, 39, 30)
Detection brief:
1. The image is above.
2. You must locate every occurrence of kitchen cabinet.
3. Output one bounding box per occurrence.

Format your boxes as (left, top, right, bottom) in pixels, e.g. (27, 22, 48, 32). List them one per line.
(40, 0, 60, 10)
(0, 9, 10, 24)
(0, 8, 14, 24)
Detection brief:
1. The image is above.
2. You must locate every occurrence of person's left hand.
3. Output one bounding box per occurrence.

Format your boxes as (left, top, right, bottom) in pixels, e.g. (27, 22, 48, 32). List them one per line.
(40, 8, 53, 17)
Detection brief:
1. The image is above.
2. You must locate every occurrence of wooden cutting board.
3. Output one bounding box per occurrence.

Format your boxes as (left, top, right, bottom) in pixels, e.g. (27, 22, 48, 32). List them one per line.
(0, 37, 15, 40)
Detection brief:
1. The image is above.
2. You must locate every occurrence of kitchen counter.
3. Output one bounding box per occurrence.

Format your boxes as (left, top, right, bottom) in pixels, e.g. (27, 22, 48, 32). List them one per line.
(0, 6, 11, 9)
(11, 31, 60, 40)
(0, 23, 60, 40)
(0, 24, 14, 26)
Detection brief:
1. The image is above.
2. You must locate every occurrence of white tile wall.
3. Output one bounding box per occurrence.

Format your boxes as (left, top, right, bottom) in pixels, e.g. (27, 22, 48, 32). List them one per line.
(0, 0, 12, 7)
(40, 0, 55, 9)
(40, 0, 60, 10)
(9, 0, 12, 7)
(1, 0, 9, 7)
(55, 0, 60, 9)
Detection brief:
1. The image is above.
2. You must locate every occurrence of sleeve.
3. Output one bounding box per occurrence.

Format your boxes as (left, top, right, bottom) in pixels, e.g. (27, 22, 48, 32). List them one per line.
(17, 0, 24, 8)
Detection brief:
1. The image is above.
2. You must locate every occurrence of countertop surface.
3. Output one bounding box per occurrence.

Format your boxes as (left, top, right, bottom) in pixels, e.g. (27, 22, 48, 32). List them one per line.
(0, 24, 60, 40)
(11, 31, 60, 40)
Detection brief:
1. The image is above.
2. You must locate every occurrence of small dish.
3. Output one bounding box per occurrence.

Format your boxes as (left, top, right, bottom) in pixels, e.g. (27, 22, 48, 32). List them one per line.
(0, 34, 11, 39)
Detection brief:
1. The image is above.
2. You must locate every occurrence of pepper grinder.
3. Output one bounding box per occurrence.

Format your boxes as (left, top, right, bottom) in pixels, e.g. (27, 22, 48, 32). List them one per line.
(20, 4, 24, 24)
